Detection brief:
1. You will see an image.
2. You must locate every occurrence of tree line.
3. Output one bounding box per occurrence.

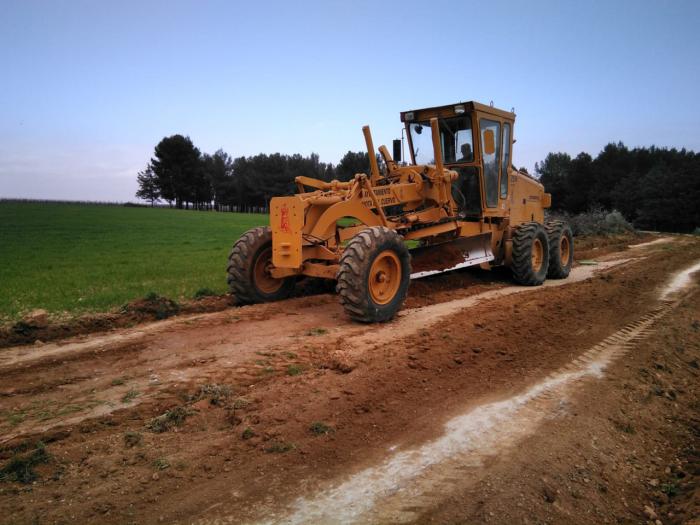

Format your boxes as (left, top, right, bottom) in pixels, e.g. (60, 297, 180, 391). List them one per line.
(136, 134, 372, 212)
(536, 142, 699, 233)
(137, 135, 699, 233)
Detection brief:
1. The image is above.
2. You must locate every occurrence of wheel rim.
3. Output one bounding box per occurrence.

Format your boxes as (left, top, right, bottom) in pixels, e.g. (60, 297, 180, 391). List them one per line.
(531, 238, 544, 273)
(559, 235, 571, 266)
(253, 247, 284, 294)
(369, 250, 402, 305)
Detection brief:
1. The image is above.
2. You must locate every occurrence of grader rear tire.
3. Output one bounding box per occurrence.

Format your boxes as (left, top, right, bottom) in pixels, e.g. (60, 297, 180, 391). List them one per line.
(227, 226, 295, 304)
(336, 227, 410, 323)
(545, 220, 574, 279)
(511, 222, 550, 286)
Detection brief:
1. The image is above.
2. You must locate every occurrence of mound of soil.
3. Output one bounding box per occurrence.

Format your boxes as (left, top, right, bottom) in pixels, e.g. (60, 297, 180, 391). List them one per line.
(0, 294, 234, 349)
(410, 242, 469, 273)
(122, 294, 180, 319)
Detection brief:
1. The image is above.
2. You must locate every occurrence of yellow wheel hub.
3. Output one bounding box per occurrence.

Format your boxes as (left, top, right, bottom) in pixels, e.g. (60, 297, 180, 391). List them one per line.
(253, 247, 284, 294)
(369, 250, 401, 305)
(531, 238, 544, 273)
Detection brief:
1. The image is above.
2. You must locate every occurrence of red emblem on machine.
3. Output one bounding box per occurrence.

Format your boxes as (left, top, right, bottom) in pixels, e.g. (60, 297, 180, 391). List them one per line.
(280, 203, 291, 233)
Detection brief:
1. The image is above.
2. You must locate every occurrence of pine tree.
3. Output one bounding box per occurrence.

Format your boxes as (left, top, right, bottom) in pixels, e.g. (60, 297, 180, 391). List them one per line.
(135, 167, 160, 206)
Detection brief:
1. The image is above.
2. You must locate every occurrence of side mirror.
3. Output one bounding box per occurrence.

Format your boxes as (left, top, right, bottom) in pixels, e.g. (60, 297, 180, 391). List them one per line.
(392, 139, 402, 163)
(483, 129, 496, 155)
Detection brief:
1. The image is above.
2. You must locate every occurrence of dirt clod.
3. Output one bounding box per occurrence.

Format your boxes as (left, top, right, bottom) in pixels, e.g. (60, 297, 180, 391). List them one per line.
(24, 309, 49, 328)
(542, 484, 557, 503)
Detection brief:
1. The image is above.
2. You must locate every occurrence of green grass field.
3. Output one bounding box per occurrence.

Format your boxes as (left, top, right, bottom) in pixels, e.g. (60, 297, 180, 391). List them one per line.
(0, 202, 267, 322)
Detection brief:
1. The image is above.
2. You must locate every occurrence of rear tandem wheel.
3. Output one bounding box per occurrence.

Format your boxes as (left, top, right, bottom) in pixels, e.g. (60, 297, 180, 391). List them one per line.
(545, 220, 574, 279)
(510, 222, 550, 286)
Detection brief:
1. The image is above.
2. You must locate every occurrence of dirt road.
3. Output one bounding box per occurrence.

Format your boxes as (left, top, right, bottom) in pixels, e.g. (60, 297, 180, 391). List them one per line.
(1, 235, 698, 525)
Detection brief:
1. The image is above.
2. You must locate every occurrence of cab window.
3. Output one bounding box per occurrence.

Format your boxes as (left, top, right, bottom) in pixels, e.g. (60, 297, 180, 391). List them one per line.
(409, 116, 473, 165)
(440, 117, 473, 163)
(409, 122, 435, 165)
(480, 119, 500, 207)
(500, 123, 511, 198)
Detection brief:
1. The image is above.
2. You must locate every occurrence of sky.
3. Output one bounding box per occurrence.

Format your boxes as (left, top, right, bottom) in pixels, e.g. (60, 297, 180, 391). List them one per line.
(1, 0, 699, 202)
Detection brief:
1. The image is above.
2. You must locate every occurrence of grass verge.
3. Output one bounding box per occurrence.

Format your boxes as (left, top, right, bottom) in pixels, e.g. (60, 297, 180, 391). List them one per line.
(0, 202, 266, 321)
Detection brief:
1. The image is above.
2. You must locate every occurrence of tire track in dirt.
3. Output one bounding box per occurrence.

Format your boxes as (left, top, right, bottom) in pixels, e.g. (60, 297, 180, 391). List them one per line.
(336, 258, 635, 355)
(627, 236, 675, 249)
(254, 259, 698, 525)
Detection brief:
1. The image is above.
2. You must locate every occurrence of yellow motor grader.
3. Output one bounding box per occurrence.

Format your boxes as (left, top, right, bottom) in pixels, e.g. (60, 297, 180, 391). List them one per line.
(227, 101, 573, 322)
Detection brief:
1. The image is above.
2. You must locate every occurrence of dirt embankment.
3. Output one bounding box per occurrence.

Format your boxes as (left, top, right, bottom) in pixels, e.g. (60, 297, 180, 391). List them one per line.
(0, 294, 233, 349)
(0, 234, 697, 525)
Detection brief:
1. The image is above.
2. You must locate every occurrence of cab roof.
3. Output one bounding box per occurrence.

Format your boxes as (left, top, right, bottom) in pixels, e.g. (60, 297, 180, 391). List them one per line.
(400, 101, 515, 123)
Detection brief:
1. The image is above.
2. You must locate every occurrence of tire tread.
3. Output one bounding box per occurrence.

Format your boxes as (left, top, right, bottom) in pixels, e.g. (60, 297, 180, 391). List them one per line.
(336, 226, 410, 323)
(511, 222, 550, 286)
(227, 226, 295, 304)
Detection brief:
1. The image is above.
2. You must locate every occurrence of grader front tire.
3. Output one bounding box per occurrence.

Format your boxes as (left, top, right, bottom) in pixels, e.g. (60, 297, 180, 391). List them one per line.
(227, 226, 295, 305)
(511, 222, 550, 286)
(336, 227, 410, 323)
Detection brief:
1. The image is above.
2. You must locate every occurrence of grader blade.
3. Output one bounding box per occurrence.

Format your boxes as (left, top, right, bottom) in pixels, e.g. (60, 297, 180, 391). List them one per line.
(409, 233, 494, 279)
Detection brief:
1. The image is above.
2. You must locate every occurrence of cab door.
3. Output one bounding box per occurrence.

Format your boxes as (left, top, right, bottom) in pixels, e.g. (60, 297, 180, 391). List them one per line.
(478, 118, 501, 209)
(499, 122, 512, 207)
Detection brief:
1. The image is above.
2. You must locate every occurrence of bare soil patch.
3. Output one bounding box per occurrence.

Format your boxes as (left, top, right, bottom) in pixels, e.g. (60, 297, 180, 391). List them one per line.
(575, 231, 655, 260)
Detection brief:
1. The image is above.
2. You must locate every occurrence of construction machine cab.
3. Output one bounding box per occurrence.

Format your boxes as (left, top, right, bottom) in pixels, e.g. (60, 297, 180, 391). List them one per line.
(401, 101, 515, 218)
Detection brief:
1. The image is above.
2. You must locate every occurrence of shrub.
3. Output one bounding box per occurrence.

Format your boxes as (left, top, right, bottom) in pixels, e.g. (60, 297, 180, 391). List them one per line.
(124, 431, 142, 448)
(309, 421, 334, 435)
(153, 458, 170, 470)
(0, 442, 50, 484)
(264, 441, 294, 453)
(602, 210, 634, 234)
(233, 397, 250, 409)
(193, 383, 233, 406)
(661, 482, 679, 497)
(547, 208, 634, 236)
(122, 389, 140, 403)
(146, 407, 190, 433)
